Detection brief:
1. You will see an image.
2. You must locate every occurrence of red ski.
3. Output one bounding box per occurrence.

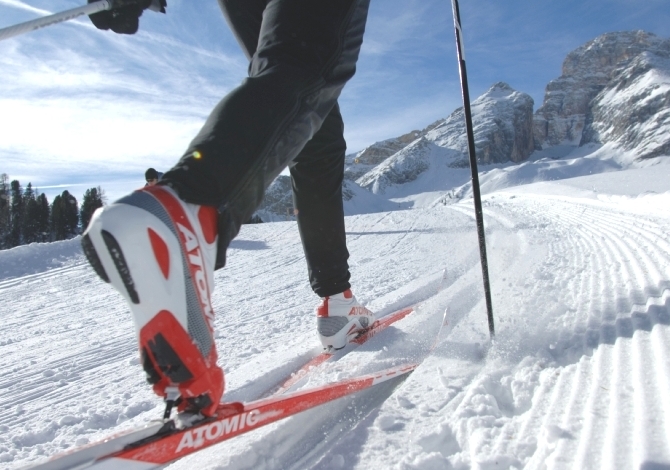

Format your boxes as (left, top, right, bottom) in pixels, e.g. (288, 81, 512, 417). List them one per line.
(28, 307, 448, 470)
(273, 306, 413, 394)
(27, 362, 418, 470)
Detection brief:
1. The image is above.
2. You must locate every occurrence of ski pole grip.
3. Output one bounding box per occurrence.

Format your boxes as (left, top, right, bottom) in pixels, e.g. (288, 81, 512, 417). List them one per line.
(0, 0, 113, 42)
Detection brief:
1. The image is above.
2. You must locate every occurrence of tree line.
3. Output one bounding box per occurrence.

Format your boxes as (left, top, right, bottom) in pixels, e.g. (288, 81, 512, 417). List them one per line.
(0, 173, 105, 250)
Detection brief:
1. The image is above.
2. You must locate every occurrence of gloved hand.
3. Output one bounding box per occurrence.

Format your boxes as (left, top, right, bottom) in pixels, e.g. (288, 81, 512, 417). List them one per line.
(88, 0, 166, 35)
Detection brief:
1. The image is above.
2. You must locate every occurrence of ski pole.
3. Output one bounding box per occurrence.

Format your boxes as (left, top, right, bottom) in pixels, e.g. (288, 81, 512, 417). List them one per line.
(0, 0, 155, 42)
(450, 0, 495, 339)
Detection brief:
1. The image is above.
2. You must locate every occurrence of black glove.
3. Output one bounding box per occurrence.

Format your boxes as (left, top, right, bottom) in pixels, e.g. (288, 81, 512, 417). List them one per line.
(88, 0, 166, 35)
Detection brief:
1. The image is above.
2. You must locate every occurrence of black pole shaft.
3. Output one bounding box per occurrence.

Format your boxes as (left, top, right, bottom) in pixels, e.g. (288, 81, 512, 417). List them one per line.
(450, 0, 495, 338)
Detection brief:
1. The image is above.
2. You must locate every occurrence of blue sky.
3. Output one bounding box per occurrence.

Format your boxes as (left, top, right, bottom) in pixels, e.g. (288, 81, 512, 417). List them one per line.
(1, 0, 669, 203)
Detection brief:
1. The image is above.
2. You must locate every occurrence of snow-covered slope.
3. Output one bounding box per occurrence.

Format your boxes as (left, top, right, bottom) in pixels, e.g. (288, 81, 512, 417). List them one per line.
(358, 138, 451, 194)
(433, 142, 670, 205)
(356, 137, 469, 208)
(344, 130, 425, 181)
(2, 153, 670, 469)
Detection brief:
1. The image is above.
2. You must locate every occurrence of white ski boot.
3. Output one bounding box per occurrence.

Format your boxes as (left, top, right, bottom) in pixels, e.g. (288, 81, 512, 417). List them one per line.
(316, 289, 375, 349)
(81, 184, 224, 417)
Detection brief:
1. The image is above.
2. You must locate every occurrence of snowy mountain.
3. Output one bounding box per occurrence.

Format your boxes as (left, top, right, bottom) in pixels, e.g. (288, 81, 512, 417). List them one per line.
(535, 30, 670, 156)
(349, 81, 535, 197)
(344, 129, 426, 181)
(254, 175, 295, 222)
(358, 137, 436, 195)
(424, 82, 535, 165)
(254, 174, 398, 220)
(582, 41, 670, 159)
(253, 31, 669, 221)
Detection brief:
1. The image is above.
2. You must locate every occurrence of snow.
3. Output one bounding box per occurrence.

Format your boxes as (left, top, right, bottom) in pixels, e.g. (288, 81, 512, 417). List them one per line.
(1, 146, 670, 469)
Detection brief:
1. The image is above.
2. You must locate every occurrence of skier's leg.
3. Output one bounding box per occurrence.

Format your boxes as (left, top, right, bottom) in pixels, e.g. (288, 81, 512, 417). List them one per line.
(82, 0, 371, 414)
(289, 105, 375, 349)
(222, 0, 354, 299)
(222, 0, 374, 350)
(160, 0, 371, 270)
(217, 0, 265, 61)
(288, 103, 350, 298)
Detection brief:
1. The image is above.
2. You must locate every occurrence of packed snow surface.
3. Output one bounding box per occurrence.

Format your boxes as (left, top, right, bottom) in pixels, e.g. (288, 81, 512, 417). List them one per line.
(1, 148, 670, 469)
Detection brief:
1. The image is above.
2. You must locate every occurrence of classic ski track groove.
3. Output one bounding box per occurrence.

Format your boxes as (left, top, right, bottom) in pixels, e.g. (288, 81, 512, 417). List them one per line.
(377, 195, 670, 470)
(488, 195, 670, 469)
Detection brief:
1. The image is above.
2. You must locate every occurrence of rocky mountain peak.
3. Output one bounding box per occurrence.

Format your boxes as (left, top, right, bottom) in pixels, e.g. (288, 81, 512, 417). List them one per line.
(484, 81, 515, 95)
(562, 31, 663, 78)
(534, 30, 668, 148)
(426, 81, 535, 165)
(582, 42, 670, 159)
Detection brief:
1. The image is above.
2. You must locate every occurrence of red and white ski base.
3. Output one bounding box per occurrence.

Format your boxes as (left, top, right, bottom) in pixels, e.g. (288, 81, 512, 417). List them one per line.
(274, 306, 414, 394)
(27, 362, 417, 470)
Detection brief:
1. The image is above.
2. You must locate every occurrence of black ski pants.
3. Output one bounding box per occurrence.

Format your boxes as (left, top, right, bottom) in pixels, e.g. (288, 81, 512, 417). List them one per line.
(161, 0, 370, 297)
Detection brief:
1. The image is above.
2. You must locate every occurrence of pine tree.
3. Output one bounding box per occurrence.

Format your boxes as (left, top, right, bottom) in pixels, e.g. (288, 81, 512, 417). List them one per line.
(0, 173, 9, 249)
(36, 193, 50, 242)
(63, 190, 79, 237)
(8, 180, 23, 247)
(51, 190, 79, 240)
(51, 194, 66, 241)
(22, 183, 40, 244)
(80, 186, 105, 230)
